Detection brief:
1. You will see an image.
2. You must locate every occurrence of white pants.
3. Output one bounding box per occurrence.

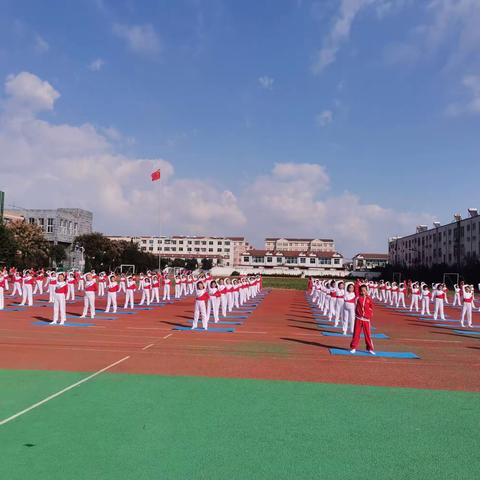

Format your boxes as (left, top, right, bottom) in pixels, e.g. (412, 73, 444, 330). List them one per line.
(48, 285, 55, 303)
(233, 291, 240, 309)
(78, 279, 84, 291)
(66, 284, 75, 301)
(334, 299, 344, 326)
(343, 302, 355, 334)
(421, 297, 431, 316)
(33, 280, 43, 295)
(52, 293, 66, 324)
(193, 300, 208, 329)
(98, 283, 105, 296)
(140, 289, 151, 305)
(328, 297, 336, 321)
(119, 282, 126, 293)
(21, 284, 33, 306)
(221, 294, 228, 317)
(124, 290, 135, 309)
(152, 287, 160, 303)
(227, 292, 234, 312)
(12, 283, 22, 296)
(461, 303, 472, 326)
(175, 284, 180, 299)
(207, 296, 220, 323)
(391, 292, 398, 306)
(409, 295, 419, 312)
(453, 293, 461, 306)
(396, 293, 406, 309)
(82, 291, 96, 318)
(433, 299, 445, 320)
(105, 292, 117, 313)
(0, 287, 4, 310)
(163, 285, 171, 301)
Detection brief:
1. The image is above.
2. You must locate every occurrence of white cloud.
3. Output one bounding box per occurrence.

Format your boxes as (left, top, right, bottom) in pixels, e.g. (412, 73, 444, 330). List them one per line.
(34, 35, 49, 54)
(5, 71, 60, 113)
(446, 74, 480, 116)
(89, 58, 105, 71)
(113, 23, 161, 56)
(315, 110, 333, 127)
(0, 72, 431, 256)
(312, 0, 376, 74)
(258, 76, 274, 89)
(0, 72, 245, 237)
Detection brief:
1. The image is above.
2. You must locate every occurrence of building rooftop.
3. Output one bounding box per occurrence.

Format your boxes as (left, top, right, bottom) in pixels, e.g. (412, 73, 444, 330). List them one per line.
(354, 253, 389, 260)
(245, 249, 342, 258)
(265, 237, 334, 242)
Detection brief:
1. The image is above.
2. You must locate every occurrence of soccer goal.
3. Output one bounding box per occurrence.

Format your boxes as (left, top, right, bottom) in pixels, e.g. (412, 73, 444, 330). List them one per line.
(392, 272, 402, 284)
(443, 272, 459, 288)
(119, 264, 136, 275)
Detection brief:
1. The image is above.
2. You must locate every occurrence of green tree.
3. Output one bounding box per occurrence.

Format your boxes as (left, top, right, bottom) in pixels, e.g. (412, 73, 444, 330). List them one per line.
(49, 244, 67, 267)
(0, 223, 17, 266)
(7, 220, 49, 268)
(74, 232, 120, 271)
(201, 258, 213, 270)
(185, 258, 198, 271)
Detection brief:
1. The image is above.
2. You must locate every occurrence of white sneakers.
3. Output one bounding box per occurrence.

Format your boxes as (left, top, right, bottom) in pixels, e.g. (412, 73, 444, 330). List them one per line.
(350, 349, 356, 353)
(350, 348, 376, 355)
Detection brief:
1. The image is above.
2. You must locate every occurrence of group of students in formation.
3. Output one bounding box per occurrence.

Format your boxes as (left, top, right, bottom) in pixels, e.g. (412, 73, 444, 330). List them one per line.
(0, 266, 262, 328)
(191, 273, 262, 330)
(308, 276, 478, 355)
(366, 279, 477, 328)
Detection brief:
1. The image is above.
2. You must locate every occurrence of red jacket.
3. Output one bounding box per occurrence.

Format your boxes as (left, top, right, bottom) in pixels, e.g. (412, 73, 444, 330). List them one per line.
(355, 295, 373, 321)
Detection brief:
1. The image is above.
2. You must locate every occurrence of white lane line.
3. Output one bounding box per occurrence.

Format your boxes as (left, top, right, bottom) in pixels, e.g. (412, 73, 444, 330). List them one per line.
(142, 343, 154, 350)
(0, 355, 130, 427)
(163, 333, 173, 339)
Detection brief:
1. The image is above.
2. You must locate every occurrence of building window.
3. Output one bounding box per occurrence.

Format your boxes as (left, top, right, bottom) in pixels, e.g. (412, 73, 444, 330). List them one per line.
(300, 257, 306, 263)
(310, 258, 315, 264)
(47, 218, 54, 233)
(266, 257, 273, 263)
(243, 256, 250, 262)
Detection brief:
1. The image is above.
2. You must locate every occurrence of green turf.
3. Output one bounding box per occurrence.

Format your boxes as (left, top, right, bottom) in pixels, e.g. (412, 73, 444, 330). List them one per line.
(261, 277, 308, 290)
(0, 370, 479, 480)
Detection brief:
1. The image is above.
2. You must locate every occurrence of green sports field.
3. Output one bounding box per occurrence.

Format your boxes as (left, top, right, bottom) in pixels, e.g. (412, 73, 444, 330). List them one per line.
(1, 370, 478, 480)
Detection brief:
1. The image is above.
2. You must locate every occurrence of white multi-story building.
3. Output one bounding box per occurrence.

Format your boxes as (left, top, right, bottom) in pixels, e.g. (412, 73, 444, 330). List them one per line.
(264, 237, 335, 253)
(108, 235, 251, 267)
(352, 253, 389, 271)
(388, 209, 480, 268)
(240, 249, 344, 274)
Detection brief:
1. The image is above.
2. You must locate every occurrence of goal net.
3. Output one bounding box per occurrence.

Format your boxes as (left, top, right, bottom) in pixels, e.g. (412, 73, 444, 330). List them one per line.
(119, 264, 136, 275)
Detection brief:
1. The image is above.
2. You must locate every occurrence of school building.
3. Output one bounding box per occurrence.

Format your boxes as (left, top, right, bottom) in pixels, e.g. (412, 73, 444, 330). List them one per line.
(388, 208, 480, 268)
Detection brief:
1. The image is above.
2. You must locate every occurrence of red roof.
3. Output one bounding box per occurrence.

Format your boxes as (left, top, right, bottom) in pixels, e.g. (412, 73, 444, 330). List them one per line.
(244, 249, 342, 258)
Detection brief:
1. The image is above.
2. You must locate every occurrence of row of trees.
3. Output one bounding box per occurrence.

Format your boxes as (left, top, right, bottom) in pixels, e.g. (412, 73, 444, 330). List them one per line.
(0, 222, 214, 272)
(0, 221, 66, 269)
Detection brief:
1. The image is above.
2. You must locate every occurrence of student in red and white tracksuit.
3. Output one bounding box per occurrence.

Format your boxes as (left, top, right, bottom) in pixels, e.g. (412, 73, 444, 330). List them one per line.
(124, 276, 136, 309)
(51, 273, 67, 325)
(396, 283, 406, 308)
(206, 280, 221, 324)
(151, 275, 161, 303)
(334, 282, 345, 327)
(98, 272, 107, 297)
(432, 284, 446, 321)
(390, 282, 399, 306)
(453, 284, 462, 306)
(193, 281, 209, 330)
(81, 274, 97, 319)
(66, 272, 76, 301)
(225, 278, 234, 312)
(461, 285, 475, 327)
(409, 283, 420, 312)
(443, 285, 450, 305)
(105, 275, 119, 313)
(46, 272, 57, 303)
(218, 279, 228, 317)
(0, 272, 6, 310)
(350, 285, 375, 355)
(20, 270, 34, 306)
(328, 281, 337, 321)
(11, 272, 22, 297)
(163, 275, 171, 301)
(140, 278, 151, 306)
(33, 271, 45, 295)
(421, 285, 432, 316)
(187, 275, 194, 295)
(232, 279, 240, 309)
(119, 274, 127, 294)
(342, 283, 356, 335)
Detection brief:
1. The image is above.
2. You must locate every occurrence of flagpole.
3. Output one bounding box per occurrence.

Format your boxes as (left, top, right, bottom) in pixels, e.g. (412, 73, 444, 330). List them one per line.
(158, 178, 162, 273)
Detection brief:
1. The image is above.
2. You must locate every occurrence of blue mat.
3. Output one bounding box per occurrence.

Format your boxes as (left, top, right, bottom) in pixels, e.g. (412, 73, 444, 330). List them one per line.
(173, 326, 235, 332)
(453, 329, 480, 335)
(329, 348, 419, 359)
(322, 332, 389, 339)
(66, 315, 117, 321)
(109, 311, 136, 315)
(32, 321, 95, 327)
(188, 320, 243, 325)
(316, 322, 377, 331)
(420, 317, 457, 323)
(3, 307, 27, 311)
(220, 315, 248, 319)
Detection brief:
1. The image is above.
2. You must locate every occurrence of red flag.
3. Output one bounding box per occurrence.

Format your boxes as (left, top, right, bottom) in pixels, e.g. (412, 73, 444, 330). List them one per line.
(151, 169, 161, 182)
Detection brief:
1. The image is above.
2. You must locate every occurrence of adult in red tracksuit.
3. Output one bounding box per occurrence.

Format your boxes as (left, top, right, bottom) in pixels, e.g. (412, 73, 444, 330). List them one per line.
(350, 284, 375, 355)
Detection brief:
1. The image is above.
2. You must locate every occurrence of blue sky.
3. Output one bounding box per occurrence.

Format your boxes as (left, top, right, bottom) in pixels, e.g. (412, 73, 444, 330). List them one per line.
(0, 0, 479, 255)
